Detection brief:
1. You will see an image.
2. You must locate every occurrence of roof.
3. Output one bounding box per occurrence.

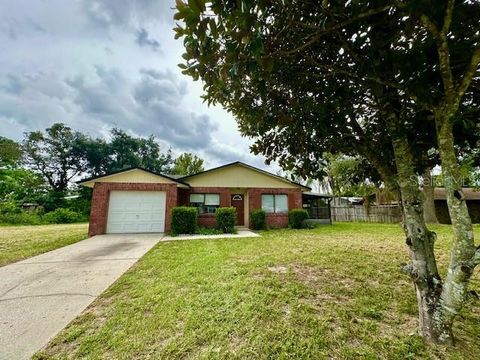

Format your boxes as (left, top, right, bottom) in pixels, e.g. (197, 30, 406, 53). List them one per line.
(303, 192, 333, 198)
(77, 167, 190, 187)
(434, 187, 480, 200)
(179, 161, 311, 191)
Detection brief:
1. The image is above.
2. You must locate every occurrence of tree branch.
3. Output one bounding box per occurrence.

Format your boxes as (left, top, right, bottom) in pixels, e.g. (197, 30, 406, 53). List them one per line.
(420, 13, 455, 101)
(275, 5, 395, 57)
(442, 0, 455, 35)
(455, 43, 480, 102)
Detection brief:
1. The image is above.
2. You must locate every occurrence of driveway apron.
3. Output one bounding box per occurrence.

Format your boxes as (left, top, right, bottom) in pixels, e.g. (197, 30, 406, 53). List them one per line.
(0, 233, 161, 360)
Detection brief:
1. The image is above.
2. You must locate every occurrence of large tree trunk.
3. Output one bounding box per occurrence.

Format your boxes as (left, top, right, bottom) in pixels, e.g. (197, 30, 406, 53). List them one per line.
(422, 169, 439, 224)
(431, 116, 479, 344)
(390, 132, 443, 342)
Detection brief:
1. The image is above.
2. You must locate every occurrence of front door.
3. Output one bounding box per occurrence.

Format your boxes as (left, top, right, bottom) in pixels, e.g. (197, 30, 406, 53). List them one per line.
(231, 194, 244, 226)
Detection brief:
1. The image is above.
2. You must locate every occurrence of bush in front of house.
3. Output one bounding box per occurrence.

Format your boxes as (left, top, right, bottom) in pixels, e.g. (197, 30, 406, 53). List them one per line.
(288, 208, 309, 229)
(44, 208, 85, 224)
(250, 209, 266, 230)
(215, 207, 237, 233)
(171, 206, 198, 235)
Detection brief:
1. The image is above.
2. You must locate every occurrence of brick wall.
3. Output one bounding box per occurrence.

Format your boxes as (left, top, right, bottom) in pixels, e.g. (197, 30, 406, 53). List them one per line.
(189, 187, 231, 228)
(247, 188, 302, 228)
(88, 182, 177, 236)
(89, 185, 304, 234)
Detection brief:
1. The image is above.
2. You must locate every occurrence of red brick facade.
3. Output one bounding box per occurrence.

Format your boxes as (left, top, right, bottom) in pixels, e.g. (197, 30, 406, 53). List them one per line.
(89, 183, 303, 235)
(247, 188, 303, 228)
(188, 187, 231, 228)
(88, 182, 177, 236)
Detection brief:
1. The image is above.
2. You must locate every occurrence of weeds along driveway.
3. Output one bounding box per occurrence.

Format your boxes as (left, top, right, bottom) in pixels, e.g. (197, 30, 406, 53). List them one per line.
(0, 233, 161, 360)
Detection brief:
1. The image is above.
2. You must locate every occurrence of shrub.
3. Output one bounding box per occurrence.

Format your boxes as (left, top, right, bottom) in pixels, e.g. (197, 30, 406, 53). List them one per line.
(216, 207, 237, 233)
(0, 211, 44, 225)
(288, 208, 309, 229)
(0, 201, 22, 214)
(171, 207, 198, 235)
(250, 209, 266, 230)
(44, 208, 84, 224)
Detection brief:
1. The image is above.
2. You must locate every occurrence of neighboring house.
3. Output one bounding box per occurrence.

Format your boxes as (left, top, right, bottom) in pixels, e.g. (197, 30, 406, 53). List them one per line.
(434, 187, 480, 224)
(79, 161, 331, 236)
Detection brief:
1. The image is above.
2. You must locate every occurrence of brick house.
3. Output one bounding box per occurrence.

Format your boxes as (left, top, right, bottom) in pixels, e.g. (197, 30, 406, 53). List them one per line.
(79, 162, 313, 236)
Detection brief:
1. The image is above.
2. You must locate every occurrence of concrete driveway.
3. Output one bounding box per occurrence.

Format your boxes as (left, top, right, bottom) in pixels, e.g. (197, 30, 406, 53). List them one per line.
(0, 233, 161, 360)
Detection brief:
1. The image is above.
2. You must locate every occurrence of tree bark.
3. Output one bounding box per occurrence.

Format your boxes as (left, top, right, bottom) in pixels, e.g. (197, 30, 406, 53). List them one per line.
(422, 169, 439, 224)
(390, 130, 443, 342)
(431, 114, 478, 344)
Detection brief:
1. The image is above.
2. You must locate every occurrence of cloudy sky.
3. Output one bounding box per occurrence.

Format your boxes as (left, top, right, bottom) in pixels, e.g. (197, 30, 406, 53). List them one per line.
(0, 0, 271, 170)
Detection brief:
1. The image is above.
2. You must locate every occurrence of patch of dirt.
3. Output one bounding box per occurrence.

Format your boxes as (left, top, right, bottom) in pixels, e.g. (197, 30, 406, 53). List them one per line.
(268, 265, 288, 274)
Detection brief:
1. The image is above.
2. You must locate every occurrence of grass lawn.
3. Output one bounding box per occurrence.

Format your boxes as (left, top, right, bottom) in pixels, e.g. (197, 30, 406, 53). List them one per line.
(0, 223, 88, 266)
(35, 223, 479, 360)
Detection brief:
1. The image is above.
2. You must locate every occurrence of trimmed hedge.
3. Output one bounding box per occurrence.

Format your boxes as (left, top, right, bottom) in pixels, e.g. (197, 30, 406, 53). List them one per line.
(171, 206, 198, 234)
(288, 208, 309, 229)
(250, 209, 266, 230)
(216, 207, 237, 233)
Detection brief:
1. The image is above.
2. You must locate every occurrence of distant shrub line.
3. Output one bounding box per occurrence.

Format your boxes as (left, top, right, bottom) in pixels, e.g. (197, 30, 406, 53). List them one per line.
(0, 202, 87, 225)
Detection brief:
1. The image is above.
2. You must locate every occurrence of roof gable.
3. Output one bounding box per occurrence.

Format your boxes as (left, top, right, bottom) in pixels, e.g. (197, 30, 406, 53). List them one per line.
(79, 168, 188, 188)
(180, 162, 310, 190)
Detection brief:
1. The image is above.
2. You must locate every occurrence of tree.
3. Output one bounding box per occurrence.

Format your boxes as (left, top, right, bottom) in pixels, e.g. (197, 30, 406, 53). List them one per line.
(23, 123, 86, 193)
(171, 152, 204, 175)
(107, 129, 173, 173)
(422, 169, 439, 224)
(323, 154, 380, 198)
(175, 0, 480, 343)
(0, 137, 22, 167)
(0, 168, 46, 204)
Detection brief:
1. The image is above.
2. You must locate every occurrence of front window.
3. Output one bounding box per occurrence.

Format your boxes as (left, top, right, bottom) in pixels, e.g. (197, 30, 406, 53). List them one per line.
(261, 194, 288, 213)
(190, 193, 220, 214)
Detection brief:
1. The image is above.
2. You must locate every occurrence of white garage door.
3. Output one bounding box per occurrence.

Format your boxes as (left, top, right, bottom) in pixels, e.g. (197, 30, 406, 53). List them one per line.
(106, 191, 166, 233)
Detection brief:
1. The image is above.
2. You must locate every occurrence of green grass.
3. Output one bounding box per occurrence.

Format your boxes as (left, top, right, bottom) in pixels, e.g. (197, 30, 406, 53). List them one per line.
(35, 223, 479, 359)
(0, 223, 88, 266)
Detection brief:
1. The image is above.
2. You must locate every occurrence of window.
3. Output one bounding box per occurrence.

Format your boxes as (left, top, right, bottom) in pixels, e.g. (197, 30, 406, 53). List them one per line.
(190, 193, 220, 214)
(261, 194, 288, 213)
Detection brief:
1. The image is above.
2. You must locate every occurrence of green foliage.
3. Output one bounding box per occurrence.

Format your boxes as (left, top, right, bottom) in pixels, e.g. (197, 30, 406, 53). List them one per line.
(171, 207, 198, 234)
(288, 209, 309, 229)
(105, 129, 173, 174)
(0, 168, 47, 204)
(0, 201, 22, 214)
(324, 154, 379, 197)
(0, 211, 44, 225)
(43, 208, 85, 224)
(23, 123, 86, 193)
(250, 209, 266, 230)
(171, 152, 204, 175)
(0, 137, 22, 167)
(215, 207, 236, 233)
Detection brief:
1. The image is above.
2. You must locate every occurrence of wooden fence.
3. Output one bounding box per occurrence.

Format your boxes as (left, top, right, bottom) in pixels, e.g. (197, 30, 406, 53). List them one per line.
(331, 205, 402, 223)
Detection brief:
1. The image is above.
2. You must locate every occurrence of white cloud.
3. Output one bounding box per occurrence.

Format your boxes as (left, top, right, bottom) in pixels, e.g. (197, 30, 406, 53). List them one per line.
(0, 0, 275, 171)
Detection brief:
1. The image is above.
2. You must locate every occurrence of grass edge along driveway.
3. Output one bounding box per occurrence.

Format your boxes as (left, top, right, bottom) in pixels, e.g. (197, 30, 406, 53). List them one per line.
(35, 223, 480, 360)
(0, 223, 89, 266)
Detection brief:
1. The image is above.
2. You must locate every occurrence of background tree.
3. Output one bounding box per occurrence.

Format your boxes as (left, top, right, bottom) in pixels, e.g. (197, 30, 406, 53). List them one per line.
(100, 129, 173, 174)
(171, 152, 204, 175)
(0, 137, 22, 167)
(175, 0, 480, 343)
(23, 123, 86, 194)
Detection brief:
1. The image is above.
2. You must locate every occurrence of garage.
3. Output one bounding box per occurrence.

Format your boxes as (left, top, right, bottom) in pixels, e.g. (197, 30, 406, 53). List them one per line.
(106, 191, 166, 233)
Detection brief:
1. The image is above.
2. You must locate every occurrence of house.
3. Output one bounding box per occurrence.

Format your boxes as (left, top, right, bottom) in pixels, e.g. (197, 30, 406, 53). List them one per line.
(434, 187, 480, 224)
(79, 161, 332, 236)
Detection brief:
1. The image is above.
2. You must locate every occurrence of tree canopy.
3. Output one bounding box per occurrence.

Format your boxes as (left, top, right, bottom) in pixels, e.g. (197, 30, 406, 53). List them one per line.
(175, 0, 480, 344)
(171, 152, 205, 175)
